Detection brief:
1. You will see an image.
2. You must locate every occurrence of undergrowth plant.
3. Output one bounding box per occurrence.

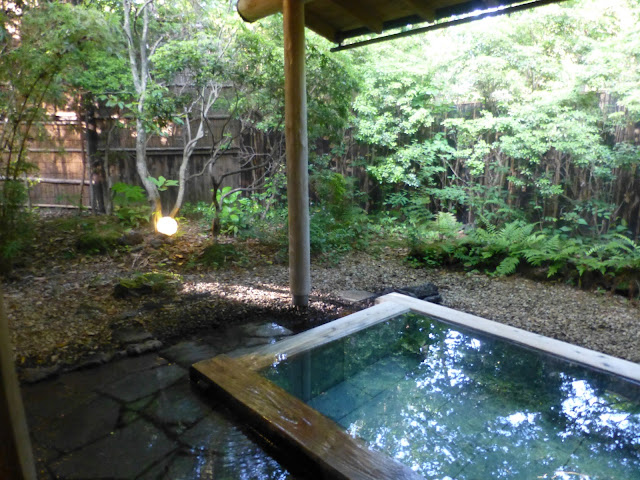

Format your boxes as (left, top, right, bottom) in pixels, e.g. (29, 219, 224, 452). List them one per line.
(114, 271, 183, 298)
(198, 242, 248, 269)
(408, 218, 640, 297)
(0, 181, 34, 274)
(182, 191, 258, 237)
(111, 182, 151, 228)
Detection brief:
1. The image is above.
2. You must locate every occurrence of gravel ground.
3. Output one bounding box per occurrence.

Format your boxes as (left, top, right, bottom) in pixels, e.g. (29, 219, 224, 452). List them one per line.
(4, 242, 640, 374)
(209, 248, 640, 363)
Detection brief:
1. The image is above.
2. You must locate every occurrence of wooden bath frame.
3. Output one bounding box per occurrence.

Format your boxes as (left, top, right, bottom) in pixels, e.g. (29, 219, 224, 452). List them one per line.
(190, 293, 640, 479)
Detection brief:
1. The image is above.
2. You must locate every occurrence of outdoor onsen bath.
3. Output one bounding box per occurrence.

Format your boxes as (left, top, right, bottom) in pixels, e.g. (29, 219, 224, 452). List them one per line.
(191, 293, 640, 480)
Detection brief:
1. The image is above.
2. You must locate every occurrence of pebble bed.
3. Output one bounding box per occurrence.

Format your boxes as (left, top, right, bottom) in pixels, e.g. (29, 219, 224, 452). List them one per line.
(5, 247, 640, 377)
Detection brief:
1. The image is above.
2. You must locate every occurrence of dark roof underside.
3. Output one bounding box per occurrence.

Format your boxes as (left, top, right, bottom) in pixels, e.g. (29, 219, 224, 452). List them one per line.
(238, 0, 567, 45)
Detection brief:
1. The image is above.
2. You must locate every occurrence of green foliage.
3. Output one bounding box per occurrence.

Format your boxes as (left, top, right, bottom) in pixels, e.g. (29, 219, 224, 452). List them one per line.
(75, 231, 121, 255)
(198, 242, 246, 269)
(407, 212, 465, 267)
(147, 176, 178, 192)
(111, 182, 151, 228)
(115, 271, 183, 298)
(48, 215, 128, 256)
(215, 187, 251, 236)
(346, 0, 640, 238)
(0, 181, 33, 273)
(184, 187, 258, 236)
(309, 207, 370, 259)
(307, 169, 372, 261)
(233, 16, 357, 141)
(407, 218, 640, 297)
(0, 2, 112, 269)
(310, 171, 351, 219)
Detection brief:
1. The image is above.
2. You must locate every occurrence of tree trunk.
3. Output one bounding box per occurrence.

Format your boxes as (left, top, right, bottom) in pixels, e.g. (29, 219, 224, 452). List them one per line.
(123, 0, 162, 227)
(134, 119, 162, 220)
(211, 182, 221, 236)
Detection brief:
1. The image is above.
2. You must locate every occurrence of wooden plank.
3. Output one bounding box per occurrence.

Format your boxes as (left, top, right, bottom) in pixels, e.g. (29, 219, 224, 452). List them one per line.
(0, 289, 37, 480)
(30, 204, 84, 209)
(0, 176, 92, 186)
(305, 12, 338, 42)
(401, 0, 436, 22)
(376, 293, 640, 383)
(190, 355, 424, 480)
(219, 301, 409, 371)
(325, 0, 383, 33)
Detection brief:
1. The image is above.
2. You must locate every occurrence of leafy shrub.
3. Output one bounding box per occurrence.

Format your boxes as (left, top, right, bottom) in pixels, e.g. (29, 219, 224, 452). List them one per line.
(180, 201, 211, 220)
(47, 216, 126, 255)
(407, 212, 465, 267)
(112, 182, 151, 228)
(310, 171, 351, 219)
(309, 207, 370, 258)
(406, 217, 640, 297)
(0, 180, 35, 274)
(183, 189, 258, 236)
(147, 175, 178, 191)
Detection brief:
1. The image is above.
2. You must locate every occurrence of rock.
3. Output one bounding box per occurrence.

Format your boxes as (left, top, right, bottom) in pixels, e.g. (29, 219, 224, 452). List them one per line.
(337, 289, 376, 303)
(143, 382, 207, 427)
(71, 352, 114, 371)
(114, 282, 152, 298)
(113, 327, 154, 345)
(32, 396, 120, 452)
(21, 365, 61, 384)
(127, 339, 163, 356)
(149, 237, 165, 249)
(241, 322, 293, 338)
(377, 282, 443, 304)
(99, 364, 186, 402)
(119, 231, 145, 246)
(74, 302, 104, 317)
(160, 341, 218, 368)
(110, 311, 140, 328)
(50, 420, 176, 479)
(242, 337, 273, 348)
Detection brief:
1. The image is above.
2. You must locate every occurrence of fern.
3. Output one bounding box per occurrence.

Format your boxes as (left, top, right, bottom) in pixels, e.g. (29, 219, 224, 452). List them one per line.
(495, 256, 520, 276)
(402, 196, 433, 228)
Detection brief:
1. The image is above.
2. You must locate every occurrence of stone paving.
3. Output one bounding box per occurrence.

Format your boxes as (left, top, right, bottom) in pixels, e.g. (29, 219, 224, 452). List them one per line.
(21, 322, 301, 480)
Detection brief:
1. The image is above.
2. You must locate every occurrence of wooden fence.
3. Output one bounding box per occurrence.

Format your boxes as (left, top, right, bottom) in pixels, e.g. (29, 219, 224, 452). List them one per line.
(4, 112, 250, 213)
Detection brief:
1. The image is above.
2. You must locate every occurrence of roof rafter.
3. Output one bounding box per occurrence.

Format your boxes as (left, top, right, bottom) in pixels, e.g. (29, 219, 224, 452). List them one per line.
(324, 0, 383, 34)
(237, 0, 312, 23)
(401, 0, 436, 22)
(305, 12, 338, 41)
(237, 0, 570, 45)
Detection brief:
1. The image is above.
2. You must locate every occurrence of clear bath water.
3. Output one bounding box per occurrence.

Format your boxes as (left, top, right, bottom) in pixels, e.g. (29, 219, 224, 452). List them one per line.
(261, 313, 640, 480)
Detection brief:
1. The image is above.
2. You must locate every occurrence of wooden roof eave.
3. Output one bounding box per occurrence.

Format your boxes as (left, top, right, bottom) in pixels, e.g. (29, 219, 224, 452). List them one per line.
(237, 0, 570, 45)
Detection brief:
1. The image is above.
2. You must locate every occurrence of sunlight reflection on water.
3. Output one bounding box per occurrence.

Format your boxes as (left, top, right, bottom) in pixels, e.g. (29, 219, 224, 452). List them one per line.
(263, 312, 640, 479)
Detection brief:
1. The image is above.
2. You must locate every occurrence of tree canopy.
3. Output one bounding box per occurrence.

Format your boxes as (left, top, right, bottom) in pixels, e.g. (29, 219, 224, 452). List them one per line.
(2, 0, 640, 287)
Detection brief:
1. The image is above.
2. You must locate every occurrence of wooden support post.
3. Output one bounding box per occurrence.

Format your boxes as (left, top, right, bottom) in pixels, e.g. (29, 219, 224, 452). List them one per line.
(0, 289, 37, 480)
(284, 0, 311, 307)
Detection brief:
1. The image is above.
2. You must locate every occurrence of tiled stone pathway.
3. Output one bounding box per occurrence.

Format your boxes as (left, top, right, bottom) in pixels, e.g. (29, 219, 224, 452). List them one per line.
(21, 323, 300, 480)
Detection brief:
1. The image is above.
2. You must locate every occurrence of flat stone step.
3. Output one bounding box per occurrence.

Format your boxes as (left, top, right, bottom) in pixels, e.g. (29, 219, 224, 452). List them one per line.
(50, 419, 176, 479)
(99, 364, 186, 403)
(336, 289, 376, 303)
(160, 341, 219, 368)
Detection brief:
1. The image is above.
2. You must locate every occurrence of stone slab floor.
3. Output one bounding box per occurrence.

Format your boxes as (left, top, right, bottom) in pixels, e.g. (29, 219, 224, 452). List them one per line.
(21, 323, 303, 480)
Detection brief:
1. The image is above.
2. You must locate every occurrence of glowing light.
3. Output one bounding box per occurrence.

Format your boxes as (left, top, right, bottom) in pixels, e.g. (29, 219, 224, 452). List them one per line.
(156, 216, 178, 236)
